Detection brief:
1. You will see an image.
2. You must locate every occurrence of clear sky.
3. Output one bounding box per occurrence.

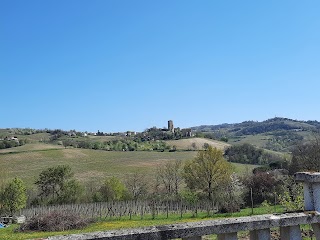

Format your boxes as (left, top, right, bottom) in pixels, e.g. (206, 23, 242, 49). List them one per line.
(1, 1, 320, 132)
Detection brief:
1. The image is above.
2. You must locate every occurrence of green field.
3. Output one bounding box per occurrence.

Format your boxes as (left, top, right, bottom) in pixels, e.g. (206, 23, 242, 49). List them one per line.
(0, 143, 257, 186)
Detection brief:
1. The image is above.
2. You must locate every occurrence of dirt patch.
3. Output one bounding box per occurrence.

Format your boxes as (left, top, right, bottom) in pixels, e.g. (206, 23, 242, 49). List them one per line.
(63, 149, 88, 159)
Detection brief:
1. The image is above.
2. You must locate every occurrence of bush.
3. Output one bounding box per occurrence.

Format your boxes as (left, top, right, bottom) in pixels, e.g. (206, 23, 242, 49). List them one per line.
(243, 172, 282, 206)
(18, 211, 93, 232)
(278, 176, 304, 212)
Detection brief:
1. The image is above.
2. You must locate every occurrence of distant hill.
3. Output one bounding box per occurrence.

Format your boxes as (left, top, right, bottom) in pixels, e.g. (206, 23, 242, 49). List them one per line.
(1, 117, 319, 154)
(191, 117, 320, 152)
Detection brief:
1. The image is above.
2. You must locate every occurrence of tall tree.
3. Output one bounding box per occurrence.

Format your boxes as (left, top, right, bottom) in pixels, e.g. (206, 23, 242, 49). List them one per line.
(1, 178, 27, 215)
(125, 172, 148, 200)
(156, 160, 182, 196)
(183, 146, 232, 200)
(94, 177, 128, 202)
(35, 165, 81, 204)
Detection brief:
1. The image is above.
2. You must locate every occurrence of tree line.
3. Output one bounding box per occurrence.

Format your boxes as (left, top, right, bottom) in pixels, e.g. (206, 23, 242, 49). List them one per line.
(224, 143, 288, 165)
(62, 139, 170, 151)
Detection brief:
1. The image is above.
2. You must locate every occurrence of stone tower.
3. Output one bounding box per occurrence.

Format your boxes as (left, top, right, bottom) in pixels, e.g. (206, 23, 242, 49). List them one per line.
(168, 120, 174, 133)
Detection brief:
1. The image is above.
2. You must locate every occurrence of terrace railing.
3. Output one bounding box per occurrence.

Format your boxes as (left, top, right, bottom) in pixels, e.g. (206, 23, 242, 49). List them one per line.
(47, 172, 320, 240)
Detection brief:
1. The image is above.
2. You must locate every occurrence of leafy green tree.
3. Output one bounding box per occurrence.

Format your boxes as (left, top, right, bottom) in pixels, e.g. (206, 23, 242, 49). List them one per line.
(202, 143, 209, 150)
(278, 176, 304, 211)
(290, 138, 320, 173)
(1, 178, 27, 215)
(183, 146, 232, 200)
(56, 179, 83, 204)
(243, 172, 282, 206)
(94, 176, 129, 202)
(35, 165, 81, 204)
(180, 189, 199, 217)
(224, 143, 264, 164)
(62, 140, 71, 149)
(191, 142, 197, 150)
(180, 189, 198, 204)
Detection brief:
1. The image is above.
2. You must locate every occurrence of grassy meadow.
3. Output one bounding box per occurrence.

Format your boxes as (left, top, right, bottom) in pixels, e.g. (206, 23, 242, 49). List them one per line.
(0, 143, 257, 186)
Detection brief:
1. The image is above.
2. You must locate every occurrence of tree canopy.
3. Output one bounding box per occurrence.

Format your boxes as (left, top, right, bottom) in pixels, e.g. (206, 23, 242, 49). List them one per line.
(290, 138, 320, 173)
(183, 146, 232, 200)
(1, 178, 27, 214)
(35, 165, 82, 204)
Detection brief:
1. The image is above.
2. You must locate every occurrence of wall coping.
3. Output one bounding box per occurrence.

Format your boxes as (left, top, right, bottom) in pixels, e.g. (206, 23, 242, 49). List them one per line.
(295, 172, 320, 182)
(46, 212, 320, 240)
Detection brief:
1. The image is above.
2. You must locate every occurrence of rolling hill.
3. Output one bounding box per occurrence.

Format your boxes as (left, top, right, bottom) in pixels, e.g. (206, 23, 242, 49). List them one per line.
(2, 117, 316, 186)
(0, 143, 257, 186)
(192, 117, 319, 152)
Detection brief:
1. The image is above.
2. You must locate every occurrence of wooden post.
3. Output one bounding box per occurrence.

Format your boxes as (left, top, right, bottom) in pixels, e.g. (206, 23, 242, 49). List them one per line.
(251, 188, 254, 215)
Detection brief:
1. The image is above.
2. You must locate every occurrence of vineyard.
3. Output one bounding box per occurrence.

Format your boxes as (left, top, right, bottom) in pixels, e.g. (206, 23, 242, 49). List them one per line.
(20, 200, 218, 220)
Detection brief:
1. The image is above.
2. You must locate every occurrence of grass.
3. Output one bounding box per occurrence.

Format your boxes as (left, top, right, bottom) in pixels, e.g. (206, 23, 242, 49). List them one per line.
(0, 143, 63, 153)
(228, 134, 272, 149)
(0, 144, 257, 186)
(0, 205, 284, 240)
(0, 144, 198, 186)
(165, 138, 230, 150)
(0, 130, 52, 143)
(231, 162, 258, 174)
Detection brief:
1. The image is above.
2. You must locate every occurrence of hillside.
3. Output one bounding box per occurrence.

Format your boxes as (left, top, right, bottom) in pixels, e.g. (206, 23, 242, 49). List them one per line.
(165, 138, 230, 150)
(192, 117, 319, 152)
(0, 143, 257, 186)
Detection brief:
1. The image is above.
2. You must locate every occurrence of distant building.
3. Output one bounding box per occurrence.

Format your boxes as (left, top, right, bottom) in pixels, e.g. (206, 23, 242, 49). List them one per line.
(181, 128, 193, 137)
(126, 131, 136, 137)
(168, 120, 174, 133)
(3, 136, 19, 143)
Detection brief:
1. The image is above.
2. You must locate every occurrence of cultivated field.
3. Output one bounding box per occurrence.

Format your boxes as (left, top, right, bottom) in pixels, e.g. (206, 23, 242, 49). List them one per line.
(0, 143, 256, 187)
(165, 138, 230, 150)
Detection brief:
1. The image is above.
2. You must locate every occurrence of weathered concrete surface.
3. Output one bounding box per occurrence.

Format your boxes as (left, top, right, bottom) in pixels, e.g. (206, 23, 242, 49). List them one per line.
(46, 212, 320, 240)
(295, 172, 320, 183)
(280, 225, 302, 240)
(312, 223, 320, 239)
(295, 172, 320, 212)
(217, 232, 238, 240)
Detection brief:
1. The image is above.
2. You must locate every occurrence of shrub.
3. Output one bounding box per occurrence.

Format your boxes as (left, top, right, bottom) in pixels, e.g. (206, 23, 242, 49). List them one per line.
(278, 177, 304, 212)
(243, 172, 282, 206)
(18, 211, 93, 232)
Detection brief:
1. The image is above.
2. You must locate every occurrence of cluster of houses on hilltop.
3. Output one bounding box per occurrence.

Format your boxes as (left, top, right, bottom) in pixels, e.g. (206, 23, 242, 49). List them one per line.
(0, 136, 19, 142)
(88, 120, 193, 138)
(166, 120, 193, 137)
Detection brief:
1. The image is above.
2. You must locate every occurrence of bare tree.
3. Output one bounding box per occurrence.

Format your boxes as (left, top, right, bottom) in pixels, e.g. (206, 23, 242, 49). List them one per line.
(156, 160, 183, 196)
(125, 172, 149, 200)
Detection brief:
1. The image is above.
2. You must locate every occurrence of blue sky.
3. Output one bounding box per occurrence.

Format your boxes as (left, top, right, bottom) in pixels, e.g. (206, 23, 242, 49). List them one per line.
(1, 1, 320, 132)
